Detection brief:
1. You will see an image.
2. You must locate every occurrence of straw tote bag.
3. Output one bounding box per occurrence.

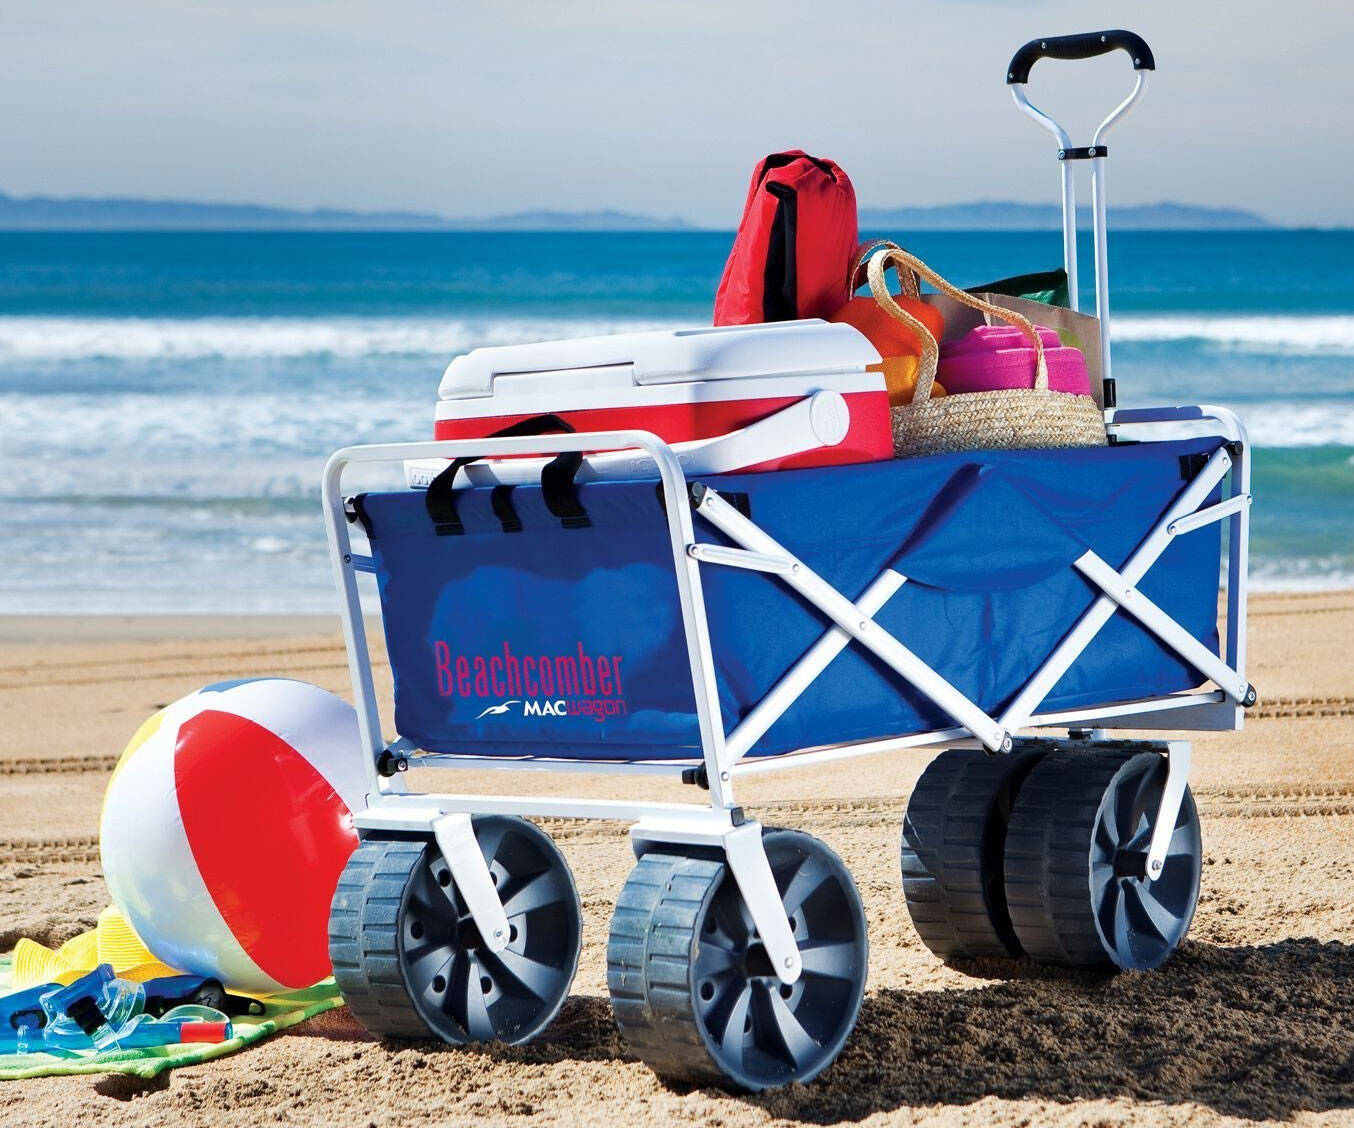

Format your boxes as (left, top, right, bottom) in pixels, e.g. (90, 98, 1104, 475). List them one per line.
(865, 247, 1108, 457)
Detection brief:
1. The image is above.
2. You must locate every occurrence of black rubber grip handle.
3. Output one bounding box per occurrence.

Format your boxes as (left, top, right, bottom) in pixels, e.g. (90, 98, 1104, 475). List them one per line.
(1008, 30, 1155, 84)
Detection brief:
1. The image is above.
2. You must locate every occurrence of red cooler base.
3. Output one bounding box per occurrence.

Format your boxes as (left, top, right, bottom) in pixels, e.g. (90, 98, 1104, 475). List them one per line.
(432, 391, 892, 472)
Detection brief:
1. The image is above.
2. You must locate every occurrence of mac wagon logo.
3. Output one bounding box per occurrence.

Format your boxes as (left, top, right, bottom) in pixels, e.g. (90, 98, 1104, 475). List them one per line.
(435, 641, 628, 724)
(474, 699, 605, 719)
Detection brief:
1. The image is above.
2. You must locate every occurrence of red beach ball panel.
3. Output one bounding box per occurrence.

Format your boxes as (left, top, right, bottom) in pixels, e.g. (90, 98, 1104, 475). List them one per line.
(173, 709, 358, 989)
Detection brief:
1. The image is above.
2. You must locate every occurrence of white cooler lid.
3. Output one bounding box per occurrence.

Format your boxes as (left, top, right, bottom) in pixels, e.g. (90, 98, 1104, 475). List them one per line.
(437, 319, 881, 401)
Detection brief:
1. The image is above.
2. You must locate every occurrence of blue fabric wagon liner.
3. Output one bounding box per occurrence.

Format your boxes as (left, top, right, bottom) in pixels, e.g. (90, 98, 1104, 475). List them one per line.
(356, 438, 1224, 761)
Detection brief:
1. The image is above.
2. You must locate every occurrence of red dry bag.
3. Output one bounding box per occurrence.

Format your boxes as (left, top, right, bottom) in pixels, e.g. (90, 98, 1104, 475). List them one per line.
(713, 151, 858, 326)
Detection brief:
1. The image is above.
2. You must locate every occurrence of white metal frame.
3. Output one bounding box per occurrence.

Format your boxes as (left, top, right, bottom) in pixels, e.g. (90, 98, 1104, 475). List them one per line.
(322, 404, 1251, 977)
(1011, 65, 1148, 384)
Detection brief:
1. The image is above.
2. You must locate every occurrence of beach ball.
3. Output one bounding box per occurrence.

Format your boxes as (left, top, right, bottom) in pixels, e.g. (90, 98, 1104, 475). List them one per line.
(100, 678, 368, 994)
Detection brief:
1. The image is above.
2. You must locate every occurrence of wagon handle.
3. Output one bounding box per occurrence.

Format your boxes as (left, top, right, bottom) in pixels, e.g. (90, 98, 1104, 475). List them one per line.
(1007, 29, 1153, 387)
(1007, 30, 1154, 85)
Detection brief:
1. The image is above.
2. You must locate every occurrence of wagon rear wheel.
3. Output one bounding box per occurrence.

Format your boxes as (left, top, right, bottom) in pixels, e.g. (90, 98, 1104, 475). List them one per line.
(607, 828, 867, 1092)
(901, 747, 1044, 961)
(1003, 749, 1202, 971)
(330, 816, 582, 1045)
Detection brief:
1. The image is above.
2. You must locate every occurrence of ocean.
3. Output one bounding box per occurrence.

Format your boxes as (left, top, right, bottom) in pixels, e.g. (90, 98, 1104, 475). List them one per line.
(1, 229, 1351, 613)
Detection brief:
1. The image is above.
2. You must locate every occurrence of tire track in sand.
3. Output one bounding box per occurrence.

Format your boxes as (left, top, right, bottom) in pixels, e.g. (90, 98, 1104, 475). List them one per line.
(0, 755, 120, 776)
(1249, 696, 1354, 719)
(6, 694, 1352, 775)
(0, 836, 101, 865)
(0, 657, 383, 692)
(4, 787, 1351, 865)
(0, 642, 346, 678)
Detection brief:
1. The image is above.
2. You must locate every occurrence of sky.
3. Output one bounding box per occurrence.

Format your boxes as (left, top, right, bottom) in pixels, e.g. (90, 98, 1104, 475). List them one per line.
(2, 0, 1350, 226)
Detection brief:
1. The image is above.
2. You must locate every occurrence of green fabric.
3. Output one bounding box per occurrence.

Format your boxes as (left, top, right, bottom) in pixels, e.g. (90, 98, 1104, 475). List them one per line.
(967, 267, 1071, 309)
(0, 958, 343, 1080)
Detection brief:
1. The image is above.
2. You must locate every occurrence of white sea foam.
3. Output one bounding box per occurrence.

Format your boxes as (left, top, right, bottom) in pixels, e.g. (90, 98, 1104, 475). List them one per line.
(1250, 563, 1354, 593)
(1238, 406, 1354, 448)
(4, 313, 1354, 362)
(1115, 314, 1354, 353)
(0, 390, 411, 500)
(3, 310, 1349, 611)
(6, 388, 1351, 496)
(0, 316, 685, 362)
(1119, 405, 1354, 448)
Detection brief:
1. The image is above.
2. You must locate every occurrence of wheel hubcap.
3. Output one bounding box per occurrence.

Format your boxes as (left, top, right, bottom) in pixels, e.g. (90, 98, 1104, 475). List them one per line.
(398, 820, 580, 1043)
(1090, 758, 1201, 969)
(691, 843, 866, 1085)
(455, 914, 485, 951)
(742, 941, 776, 979)
(1112, 846, 1149, 879)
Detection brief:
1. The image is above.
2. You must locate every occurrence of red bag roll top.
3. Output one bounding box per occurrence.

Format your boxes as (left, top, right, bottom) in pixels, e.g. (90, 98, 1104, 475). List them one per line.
(713, 151, 858, 326)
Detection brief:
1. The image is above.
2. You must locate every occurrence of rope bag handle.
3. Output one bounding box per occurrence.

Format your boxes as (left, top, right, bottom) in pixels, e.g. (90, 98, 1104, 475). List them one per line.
(845, 238, 921, 299)
(865, 246, 1048, 405)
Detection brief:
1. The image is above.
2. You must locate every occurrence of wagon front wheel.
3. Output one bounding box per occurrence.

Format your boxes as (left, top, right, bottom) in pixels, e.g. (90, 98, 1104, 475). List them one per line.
(607, 828, 868, 1092)
(330, 815, 583, 1045)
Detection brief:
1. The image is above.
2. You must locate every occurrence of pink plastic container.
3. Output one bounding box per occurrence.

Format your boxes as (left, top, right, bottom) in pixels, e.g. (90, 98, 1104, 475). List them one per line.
(937, 325, 1091, 395)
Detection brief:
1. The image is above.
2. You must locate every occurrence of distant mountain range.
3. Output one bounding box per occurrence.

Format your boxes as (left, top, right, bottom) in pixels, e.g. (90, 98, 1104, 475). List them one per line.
(450, 208, 694, 231)
(858, 201, 1273, 230)
(0, 190, 1273, 231)
(0, 193, 690, 232)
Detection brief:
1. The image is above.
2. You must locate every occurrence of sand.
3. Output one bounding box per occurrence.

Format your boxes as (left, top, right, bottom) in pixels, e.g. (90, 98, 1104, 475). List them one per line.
(0, 593, 1351, 1127)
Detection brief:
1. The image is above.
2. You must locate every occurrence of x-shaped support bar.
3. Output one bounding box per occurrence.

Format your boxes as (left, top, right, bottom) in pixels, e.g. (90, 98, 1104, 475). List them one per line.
(691, 485, 1011, 757)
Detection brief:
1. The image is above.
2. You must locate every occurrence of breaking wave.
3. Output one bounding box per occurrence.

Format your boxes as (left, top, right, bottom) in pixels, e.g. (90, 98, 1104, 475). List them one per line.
(0, 316, 684, 362)
(4, 312, 1354, 362)
(1115, 314, 1354, 354)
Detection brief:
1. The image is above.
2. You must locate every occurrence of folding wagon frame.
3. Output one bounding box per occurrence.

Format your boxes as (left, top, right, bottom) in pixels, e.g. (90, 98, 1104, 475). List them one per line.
(321, 403, 1252, 1085)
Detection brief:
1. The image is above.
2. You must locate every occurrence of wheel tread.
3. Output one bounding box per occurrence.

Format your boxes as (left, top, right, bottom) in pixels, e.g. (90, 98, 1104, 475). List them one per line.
(1003, 749, 1187, 970)
(607, 835, 867, 1092)
(900, 748, 1041, 960)
(328, 839, 435, 1040)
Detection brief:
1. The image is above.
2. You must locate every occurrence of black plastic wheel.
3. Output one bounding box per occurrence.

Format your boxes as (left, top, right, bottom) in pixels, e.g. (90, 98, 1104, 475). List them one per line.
(607, 828, 867, 1092)
(900, 747, 1044, 960)
(1003, 749, 1202, 971)
(329, 816, 582, 1045)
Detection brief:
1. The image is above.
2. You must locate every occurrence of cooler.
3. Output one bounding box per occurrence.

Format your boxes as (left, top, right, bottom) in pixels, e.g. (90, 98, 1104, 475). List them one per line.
(433, 320, 890, 472)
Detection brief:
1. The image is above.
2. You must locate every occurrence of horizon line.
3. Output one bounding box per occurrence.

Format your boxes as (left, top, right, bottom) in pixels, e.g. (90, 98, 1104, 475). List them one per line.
(0, 224, 1342, 234)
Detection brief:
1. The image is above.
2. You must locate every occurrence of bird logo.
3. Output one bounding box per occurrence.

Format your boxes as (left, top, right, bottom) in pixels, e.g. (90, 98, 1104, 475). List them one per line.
(474, 700, 520, 720)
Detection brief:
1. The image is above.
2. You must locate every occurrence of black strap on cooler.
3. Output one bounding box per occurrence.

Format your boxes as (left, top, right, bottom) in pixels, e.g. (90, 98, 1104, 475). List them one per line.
(490, 485, 522, 533)
(541, 448, 591, 529)
(425, 414, 591, 535)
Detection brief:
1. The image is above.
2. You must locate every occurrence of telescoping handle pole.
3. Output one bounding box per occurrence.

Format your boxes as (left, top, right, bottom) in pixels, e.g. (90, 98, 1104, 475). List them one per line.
(1007, 30, 1154, 387)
